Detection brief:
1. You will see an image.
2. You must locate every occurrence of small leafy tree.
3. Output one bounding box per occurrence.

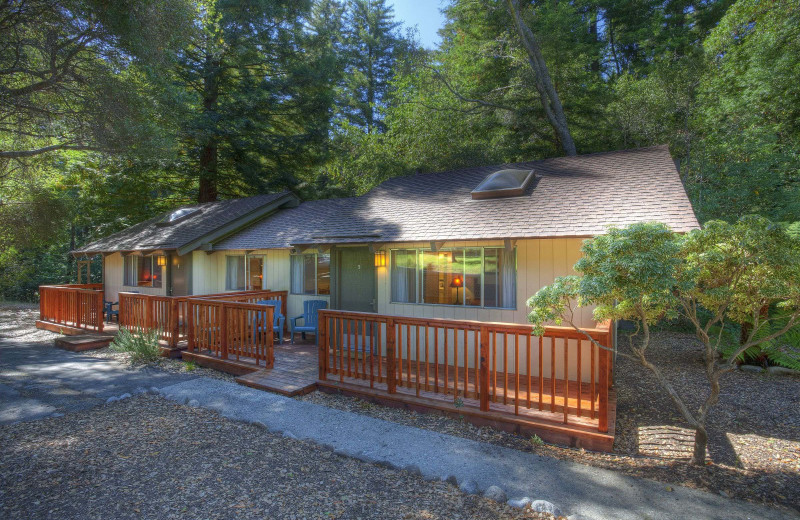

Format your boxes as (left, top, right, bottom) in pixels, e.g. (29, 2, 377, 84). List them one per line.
(527, 217, 800, 465)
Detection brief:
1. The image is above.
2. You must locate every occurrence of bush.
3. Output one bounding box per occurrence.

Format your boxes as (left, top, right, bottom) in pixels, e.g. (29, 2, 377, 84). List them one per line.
(110, 328, 162, 364)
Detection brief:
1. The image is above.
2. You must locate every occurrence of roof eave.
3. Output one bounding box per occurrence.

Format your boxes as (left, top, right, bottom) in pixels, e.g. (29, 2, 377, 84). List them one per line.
(176, 192, 299, 256)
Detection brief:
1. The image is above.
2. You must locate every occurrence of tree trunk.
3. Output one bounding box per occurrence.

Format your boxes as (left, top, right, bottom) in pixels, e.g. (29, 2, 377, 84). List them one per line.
(198, 54, 220, 203)
(506, 0, 577, 156)
(692, 425, 708, 465)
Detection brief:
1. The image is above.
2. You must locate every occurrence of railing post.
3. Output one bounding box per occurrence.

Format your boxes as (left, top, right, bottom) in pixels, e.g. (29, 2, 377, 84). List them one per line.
(96, 291, 104, 333)
(598, 335, 610, 433)
(169, 298, 179, 348)
(318, 311, 328, 381)
(386, 318, 396, 394)
(281, 291, 288, 333)
(479, 325, 490, 411)
(145, 295, 153, 332)
(187, 301, 195, 352)
(74, 289, 82, 329)
(267, 305, 274, 367)
(220, 303, 228, 360)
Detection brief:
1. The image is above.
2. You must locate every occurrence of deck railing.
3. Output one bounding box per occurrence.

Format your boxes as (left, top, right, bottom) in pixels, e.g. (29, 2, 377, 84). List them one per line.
(38, 285, 105, 332)
(186, 298, 275, 367)
(119, 290, 287, 348)
(318, 310, 613, 432)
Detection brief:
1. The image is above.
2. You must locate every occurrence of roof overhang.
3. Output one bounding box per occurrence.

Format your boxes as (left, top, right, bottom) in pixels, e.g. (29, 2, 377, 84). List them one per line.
(177, 192, 299, 256)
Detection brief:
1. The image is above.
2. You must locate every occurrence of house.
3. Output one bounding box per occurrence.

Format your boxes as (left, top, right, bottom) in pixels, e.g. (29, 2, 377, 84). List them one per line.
(76, 145, 698, 325)
(57, 145, 698, 450)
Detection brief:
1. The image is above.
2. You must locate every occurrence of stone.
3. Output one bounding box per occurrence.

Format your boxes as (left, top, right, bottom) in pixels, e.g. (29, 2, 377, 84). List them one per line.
(484, 485, 507, 503)
(459, 479, 478, 494)
(444, 475, 458, 486)
(739, 365, 764, 373)
(105, 396, 118, 404)
(403, 464, 421, 476)
(149, 386, 161, 394)
(187, 399, 200, 407)
(767, 366, 797, 376)
(530, 500, 564, 517)
(507, 497, 532, 509)
(118, 393, 132, 400)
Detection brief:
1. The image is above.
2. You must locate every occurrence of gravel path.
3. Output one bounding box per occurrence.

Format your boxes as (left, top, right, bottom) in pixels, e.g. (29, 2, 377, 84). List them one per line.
(161, 377, 798, 520)
(0, 395, 551, 520)
(300, 331, 800, 512)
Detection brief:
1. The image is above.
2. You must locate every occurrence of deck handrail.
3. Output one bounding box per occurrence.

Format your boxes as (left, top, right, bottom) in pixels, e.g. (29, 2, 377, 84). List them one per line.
(38, 285, 104, 332)
(318, 310, 613, 433)
(186, 298, 275, 367)
(118, 290, 288, 347)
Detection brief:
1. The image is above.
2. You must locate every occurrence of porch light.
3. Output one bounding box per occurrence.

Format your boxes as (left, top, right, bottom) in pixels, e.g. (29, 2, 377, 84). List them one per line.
(156, 255, 166, 267)
(374, 250, 387, 267)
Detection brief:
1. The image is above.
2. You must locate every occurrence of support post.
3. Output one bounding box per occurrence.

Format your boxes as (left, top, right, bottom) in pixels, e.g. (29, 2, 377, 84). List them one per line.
(318, 311, 327, 380)
(598, 334, 610, 433)
(479, 325, 490, 411)
(386, 318, 396, 394)
(96, 291, 104, 333)
(187, 302, 195, 352)
(220, 304, 228, 360)
(75, 289, 82, 330)
(169, 298, 179, 348)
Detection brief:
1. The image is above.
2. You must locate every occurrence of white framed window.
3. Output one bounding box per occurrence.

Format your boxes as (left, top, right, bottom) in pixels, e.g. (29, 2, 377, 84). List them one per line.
(226, 254, 266, 291)
(290, 253, 330, 295)
(389, 247, 516, 309)
(123, 255, 164, 288)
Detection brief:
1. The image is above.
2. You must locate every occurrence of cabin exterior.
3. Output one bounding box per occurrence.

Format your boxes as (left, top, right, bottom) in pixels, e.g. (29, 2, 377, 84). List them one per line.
(41, 146, 699, 450)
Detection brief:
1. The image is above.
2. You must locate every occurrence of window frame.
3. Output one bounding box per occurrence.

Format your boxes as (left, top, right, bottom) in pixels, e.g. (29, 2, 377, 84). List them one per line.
(389, 247, 516, 310)
(290, 252, 331, 296)
(225, 254, 267, 291)
(122, 254, 164, 288)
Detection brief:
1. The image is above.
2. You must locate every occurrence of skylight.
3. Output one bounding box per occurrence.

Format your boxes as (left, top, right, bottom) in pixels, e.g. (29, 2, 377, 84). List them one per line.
(159, 207, 201, 225)
(471, 169, 535, 199)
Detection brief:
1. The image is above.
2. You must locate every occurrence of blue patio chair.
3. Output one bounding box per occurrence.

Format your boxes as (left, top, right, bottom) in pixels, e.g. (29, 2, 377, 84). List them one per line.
(104, 300, 119, 323)
(290, 300, 327, 345)
(253, 299, 285, 344)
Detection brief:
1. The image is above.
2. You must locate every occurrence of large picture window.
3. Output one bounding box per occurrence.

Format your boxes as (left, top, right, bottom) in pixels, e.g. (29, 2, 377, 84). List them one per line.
(123, 255, 164, 288)
(290, 253, 330, 295)
(226, 255, 266, 291)
(390, 247, 515, 309)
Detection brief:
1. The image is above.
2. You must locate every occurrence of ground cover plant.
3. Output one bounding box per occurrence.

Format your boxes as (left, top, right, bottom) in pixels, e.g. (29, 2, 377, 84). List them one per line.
(110, 328, 162, 364)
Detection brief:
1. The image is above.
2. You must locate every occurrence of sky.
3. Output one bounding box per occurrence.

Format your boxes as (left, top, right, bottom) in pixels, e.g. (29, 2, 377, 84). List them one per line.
(390, 0, 447, 49)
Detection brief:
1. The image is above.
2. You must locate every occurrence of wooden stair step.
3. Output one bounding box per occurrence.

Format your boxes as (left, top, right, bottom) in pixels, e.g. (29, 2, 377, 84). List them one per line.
(54, 334, 114, 352)
(236, 368, 318, 397)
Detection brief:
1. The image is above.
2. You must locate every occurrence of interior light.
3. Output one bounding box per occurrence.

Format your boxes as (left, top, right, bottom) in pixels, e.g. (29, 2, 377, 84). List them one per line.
(374, 250, 387, 268)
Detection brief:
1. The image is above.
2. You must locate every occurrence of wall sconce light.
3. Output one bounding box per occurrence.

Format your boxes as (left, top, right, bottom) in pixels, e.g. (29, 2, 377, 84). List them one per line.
(156, 255, 166, 267)
(374, 250, 387, 267)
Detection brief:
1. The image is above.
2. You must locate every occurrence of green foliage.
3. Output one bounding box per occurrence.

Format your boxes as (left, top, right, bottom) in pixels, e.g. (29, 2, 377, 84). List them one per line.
(529, 434, 545, 447)
(111, 328, 163, 364)
(184, 360, 197, 372)
(527, 223, 682, 332)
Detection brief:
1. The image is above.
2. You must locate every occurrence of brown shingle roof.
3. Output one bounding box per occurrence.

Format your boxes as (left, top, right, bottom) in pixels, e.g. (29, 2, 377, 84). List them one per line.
(216, 146, 699, 250)
(75, 192, 297, 255)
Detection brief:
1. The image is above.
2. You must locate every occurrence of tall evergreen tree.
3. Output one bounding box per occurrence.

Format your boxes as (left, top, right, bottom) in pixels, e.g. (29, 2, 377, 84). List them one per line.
(172, 0, 331, 202)
(341, 0, 404, 134)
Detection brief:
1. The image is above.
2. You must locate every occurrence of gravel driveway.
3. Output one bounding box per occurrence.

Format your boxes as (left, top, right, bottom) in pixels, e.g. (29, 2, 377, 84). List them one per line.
(0, 395, 549, 520)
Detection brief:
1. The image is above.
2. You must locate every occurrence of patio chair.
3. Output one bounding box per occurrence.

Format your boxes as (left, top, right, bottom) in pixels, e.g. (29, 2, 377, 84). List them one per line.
(290, 300, 327, 345)
(253, 299, 285, 344)
(104, 300, 119, 323)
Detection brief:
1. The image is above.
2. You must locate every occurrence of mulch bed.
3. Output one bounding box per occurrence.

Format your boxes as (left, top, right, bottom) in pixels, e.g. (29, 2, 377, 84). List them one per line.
(0, 395, 555, 520)
(299, 331, 800, 514)
(5, 305, 797, 514)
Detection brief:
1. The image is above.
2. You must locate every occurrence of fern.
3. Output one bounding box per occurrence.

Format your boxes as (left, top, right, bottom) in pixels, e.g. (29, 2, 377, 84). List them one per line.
(733, 311, 800, 370)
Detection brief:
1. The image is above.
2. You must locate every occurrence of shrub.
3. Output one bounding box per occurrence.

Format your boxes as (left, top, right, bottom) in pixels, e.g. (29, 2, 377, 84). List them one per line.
(111, 328, 162, 364)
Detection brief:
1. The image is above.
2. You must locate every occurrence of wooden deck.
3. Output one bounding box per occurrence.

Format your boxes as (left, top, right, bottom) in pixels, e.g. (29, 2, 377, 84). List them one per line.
(237, 343, 319, 396)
